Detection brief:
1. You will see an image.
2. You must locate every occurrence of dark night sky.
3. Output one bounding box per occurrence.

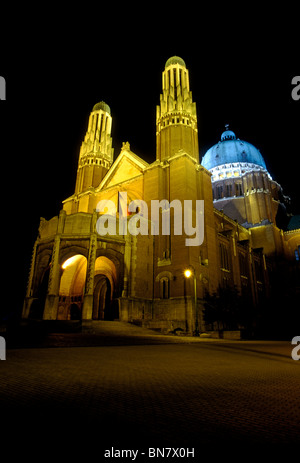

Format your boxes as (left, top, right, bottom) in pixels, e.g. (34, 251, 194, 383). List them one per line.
(1, 7, 299, 316)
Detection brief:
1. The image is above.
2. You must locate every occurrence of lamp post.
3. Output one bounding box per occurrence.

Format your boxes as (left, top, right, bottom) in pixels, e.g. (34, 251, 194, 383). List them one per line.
(184, 267, 200, 336)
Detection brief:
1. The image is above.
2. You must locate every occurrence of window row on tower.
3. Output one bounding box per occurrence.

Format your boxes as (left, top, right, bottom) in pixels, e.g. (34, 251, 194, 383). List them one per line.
(158, 113, 196, 130)
(213, 182, 244, 200)
(79, 156, 110, 168)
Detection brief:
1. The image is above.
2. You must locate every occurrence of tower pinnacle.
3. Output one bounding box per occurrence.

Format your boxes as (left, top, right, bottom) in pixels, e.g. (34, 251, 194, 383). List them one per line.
(156, 57, 199, 162)
(75, 102, 114, 194)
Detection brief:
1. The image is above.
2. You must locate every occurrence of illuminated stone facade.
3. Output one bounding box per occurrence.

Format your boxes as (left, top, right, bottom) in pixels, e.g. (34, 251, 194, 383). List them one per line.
(23, 57, 300, 334)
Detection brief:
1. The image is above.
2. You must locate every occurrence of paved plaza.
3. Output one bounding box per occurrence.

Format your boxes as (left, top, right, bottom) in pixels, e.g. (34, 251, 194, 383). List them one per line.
(1, 322, 300, 460)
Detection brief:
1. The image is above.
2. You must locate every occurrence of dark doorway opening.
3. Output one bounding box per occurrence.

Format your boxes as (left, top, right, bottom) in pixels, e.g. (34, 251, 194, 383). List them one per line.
(93, 275, 113, 320)
(29, 267, 50, 319)
(70, 303, 81, 320)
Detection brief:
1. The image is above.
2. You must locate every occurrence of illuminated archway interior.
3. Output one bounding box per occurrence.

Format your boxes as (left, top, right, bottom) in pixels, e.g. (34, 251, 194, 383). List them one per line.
(57, 254, 117, 320)
(93, 256, 117, 320)
(58, 254, 87, 320)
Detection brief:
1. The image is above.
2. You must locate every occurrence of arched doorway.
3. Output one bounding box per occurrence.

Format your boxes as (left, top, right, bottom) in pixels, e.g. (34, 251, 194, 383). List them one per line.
(29, 266, 50, 319)
(93, 275, 112, 320)
(69, 303, 81, 320)
(58, 254, 87, 320)
(93, 256, 117, 320)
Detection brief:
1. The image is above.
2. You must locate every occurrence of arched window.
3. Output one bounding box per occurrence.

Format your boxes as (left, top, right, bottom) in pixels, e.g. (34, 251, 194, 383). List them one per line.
(160, 277, 169, 299)
(219, 242, 230, 271)
(235, 182, 243, 196)
(225, 183, 233, 197)
(216, 185, 223, 199)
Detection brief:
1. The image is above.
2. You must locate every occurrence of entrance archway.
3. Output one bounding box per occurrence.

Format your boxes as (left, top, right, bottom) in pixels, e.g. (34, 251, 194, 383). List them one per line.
(58, 254, 87, 320)
(93, 256, 117, 320)
(69, 303, 81, 320)
(93, 275, 112, 320)
(29, 266, 50, 319)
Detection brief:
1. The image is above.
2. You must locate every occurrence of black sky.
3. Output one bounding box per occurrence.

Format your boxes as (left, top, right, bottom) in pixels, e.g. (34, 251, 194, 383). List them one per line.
(1, 7, 299, 316)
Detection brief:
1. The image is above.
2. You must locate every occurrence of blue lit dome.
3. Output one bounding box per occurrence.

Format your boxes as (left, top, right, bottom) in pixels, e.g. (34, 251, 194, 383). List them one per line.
(221, 129, 236, 141)
(201, 127, 267, 171)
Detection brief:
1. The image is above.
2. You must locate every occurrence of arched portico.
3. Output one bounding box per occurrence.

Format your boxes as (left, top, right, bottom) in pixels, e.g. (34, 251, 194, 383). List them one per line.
(28, 266, 50, 319)
(92, 256, 117, 320)
(57, 254, 87, 320)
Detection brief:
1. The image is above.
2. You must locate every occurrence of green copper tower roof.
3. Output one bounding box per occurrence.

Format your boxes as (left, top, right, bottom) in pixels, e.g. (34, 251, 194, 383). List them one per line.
(92, 101, 111, 114)
(165, 56, 186, 68)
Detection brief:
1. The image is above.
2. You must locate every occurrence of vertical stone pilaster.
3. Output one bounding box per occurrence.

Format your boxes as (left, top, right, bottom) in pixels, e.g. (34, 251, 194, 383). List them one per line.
(57, 209, 66, 233)
(82, 233, 97, 320)
(248, 248, 257, 307)
(22, 239, 38, 319)
(43, 235, 61, 320)
(130, 235, 137, 297)
(122, 234, 132, 298)
(120, 234, 132, 322)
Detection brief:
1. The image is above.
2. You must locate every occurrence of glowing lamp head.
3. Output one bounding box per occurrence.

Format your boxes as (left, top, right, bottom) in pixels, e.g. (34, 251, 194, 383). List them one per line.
(184, 269, 192, 278)
(62, 255, 82, 270)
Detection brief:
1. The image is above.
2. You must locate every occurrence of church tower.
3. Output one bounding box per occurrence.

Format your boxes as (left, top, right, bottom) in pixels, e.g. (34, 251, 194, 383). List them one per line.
(156, 56, 199, 162)
(75, 101, 114, 194)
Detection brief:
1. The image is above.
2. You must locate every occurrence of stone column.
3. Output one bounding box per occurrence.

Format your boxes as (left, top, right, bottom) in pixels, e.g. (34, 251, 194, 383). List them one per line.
(22, 239, 38, 319)
(82, 233, 97, 320)
(120, 234, 132, 322)
(122, 234, 132, 298)
(43, 235, 61, 320)
(248, 248, 257, 307)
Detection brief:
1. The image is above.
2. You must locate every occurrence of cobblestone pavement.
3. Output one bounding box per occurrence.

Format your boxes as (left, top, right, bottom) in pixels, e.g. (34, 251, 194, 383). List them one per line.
(1, 325, 300, 460)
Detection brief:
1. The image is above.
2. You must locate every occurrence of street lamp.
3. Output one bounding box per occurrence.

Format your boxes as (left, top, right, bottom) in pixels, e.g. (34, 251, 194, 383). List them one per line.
(184, 266, 200, 337)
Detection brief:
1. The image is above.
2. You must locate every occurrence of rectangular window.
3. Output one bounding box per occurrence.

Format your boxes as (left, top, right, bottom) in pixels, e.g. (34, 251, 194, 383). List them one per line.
(254, 259, 263, 283)
(99, 114, 104, 135)
(239, 252, 248, 277)
(216, 185, 223, 199)
(226, 184, 232, 197)
(220, 242, 230, 271)
(173, 68, 177, 99)
(160, 278, 169, 299)
(236, 183, 242, 196)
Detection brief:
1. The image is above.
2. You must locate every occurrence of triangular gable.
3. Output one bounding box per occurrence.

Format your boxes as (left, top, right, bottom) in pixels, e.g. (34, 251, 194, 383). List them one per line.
(98, 143, 149, 191)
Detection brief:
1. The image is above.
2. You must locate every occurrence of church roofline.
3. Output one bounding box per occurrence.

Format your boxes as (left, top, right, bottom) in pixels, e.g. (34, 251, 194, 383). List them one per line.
(96, 144, 149, 191)
(96, 172, 145, 194)
(284, 227, 300, 235)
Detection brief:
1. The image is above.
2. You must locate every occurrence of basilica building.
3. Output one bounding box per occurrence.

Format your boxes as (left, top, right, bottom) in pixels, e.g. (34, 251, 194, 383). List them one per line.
(22, 56, 300, 336)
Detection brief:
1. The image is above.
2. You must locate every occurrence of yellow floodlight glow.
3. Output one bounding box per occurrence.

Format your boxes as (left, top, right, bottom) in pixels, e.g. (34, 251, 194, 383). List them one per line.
(184, 269, 192, 278)
(62, 255, 82, 270)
